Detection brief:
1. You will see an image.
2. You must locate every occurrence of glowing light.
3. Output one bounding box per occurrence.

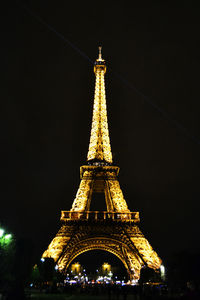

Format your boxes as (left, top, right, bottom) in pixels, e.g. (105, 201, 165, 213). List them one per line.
(4, 234, 12, 240)
(160, 264, 165, 280)
(71, 262, 81, 274)
(0, 229, 4, 237)
(160, 264, 165, 273)
(103, 263, 109, 269)
(40, 258, 45, 262)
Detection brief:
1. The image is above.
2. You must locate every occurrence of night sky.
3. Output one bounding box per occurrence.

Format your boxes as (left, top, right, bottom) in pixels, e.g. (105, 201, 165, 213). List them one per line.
(1, 1, 200, 267)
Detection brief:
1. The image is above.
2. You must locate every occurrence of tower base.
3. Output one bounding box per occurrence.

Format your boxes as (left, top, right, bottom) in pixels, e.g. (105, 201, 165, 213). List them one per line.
(43, 218, 161, 280)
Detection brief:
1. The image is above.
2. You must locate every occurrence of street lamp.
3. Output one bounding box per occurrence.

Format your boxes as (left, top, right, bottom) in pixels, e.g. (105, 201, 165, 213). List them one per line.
(102, 262, 111, 277)
(71, 262, 81, 275)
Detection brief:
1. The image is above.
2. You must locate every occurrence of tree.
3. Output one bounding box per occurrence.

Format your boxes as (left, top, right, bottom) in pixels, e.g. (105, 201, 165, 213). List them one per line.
(30, 257, 65, 288)
(0, 228, 15, 291)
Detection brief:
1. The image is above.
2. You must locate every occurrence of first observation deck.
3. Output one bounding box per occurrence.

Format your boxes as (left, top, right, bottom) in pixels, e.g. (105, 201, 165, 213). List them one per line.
(61, 211, 140, 223)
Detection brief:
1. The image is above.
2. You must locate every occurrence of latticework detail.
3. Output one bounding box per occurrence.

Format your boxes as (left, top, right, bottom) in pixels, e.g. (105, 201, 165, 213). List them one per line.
(42, 49, 162, 281)
(107, 179, 130, 212)
(43, 223, 161, 280)
(87, 58, 112, 163)
(71, 171, 93, 212)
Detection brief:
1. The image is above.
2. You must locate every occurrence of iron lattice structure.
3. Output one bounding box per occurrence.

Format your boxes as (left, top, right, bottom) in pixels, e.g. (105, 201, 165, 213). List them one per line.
(43, 48, 161, 280)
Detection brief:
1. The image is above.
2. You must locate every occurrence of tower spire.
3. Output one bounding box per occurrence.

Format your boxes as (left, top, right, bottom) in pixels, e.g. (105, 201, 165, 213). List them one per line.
(98, 46, 102, 60)
(87, 47, 113, 164)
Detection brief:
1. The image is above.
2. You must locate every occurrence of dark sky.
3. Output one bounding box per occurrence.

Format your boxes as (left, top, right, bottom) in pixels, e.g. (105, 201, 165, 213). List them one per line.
(1, 0, 200, 265)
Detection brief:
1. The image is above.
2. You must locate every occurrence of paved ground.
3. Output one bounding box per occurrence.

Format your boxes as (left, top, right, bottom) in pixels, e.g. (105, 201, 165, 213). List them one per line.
(29, 293, 136, 300)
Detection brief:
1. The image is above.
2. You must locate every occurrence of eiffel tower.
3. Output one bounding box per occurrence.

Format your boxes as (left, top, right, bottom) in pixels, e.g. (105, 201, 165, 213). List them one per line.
(42, 48, 161, 280)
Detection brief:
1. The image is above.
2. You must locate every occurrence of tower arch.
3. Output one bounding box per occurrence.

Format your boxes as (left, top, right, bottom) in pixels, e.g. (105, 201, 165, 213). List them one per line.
(64, 245, 127, 274)
(56, 235, 144, 280)
(61, 238, 128, 271)
(68, 248, 128, 279)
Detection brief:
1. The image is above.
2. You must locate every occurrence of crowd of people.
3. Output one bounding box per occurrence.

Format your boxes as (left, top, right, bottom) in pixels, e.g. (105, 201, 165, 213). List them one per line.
(29, 281, 200, 300)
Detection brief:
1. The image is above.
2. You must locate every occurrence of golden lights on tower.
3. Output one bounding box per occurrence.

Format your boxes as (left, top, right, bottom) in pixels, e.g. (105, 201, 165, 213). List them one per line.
(42, 48, 162, 281)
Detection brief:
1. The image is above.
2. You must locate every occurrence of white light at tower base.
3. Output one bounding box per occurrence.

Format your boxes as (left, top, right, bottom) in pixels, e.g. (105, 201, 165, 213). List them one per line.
(160, 265, 165, 280)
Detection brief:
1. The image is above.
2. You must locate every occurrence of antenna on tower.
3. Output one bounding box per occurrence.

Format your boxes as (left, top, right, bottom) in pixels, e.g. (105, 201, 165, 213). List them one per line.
(98, 46, 102, 60)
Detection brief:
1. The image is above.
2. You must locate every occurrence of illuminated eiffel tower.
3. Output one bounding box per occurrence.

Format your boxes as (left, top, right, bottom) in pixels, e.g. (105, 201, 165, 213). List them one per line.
(42, 48, 161, 280)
